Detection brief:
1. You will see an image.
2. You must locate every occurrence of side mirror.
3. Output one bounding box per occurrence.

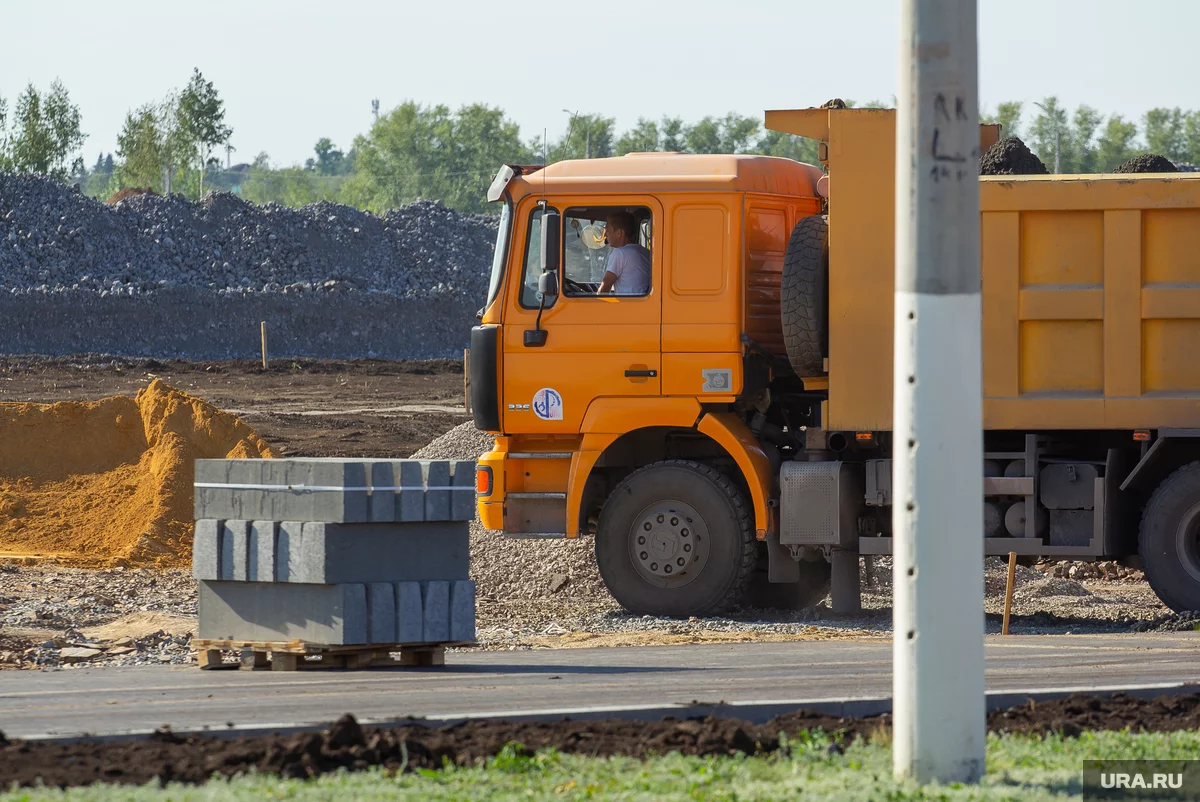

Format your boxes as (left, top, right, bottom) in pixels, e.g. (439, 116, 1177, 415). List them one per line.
(538, 270, 559, 299)
(540, 210, 561, 273)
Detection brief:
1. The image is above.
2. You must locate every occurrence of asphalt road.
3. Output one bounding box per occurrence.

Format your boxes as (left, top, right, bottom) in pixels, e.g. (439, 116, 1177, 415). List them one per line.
(3, 634, 1198, 740)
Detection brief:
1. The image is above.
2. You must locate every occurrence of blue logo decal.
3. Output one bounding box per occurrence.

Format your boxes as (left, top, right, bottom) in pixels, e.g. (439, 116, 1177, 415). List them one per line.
(532, 388, 563, 421)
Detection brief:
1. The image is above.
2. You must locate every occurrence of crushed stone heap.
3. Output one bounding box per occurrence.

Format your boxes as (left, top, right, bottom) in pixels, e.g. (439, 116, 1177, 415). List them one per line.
(0, 380, 274, 566)
(0, 175, 498, 298)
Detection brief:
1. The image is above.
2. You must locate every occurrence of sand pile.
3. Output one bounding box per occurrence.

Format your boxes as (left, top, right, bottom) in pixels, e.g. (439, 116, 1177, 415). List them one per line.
(0, 380, 274, 566)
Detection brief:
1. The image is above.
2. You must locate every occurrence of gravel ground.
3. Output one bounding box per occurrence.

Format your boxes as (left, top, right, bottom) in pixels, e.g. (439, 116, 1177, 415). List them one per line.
(0, 562, 197, 669)
(0, 421, 1179, 670)
(0, 175, 496, 299)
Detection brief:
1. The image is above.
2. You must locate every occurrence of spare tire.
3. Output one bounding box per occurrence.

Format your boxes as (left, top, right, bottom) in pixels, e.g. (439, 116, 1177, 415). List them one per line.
(781, 215, 829, 376)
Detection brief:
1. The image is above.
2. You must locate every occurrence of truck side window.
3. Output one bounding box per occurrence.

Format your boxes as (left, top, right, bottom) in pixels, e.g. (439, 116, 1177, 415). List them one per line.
(518, 206, 556, 309)
(563, 206, 653, 298)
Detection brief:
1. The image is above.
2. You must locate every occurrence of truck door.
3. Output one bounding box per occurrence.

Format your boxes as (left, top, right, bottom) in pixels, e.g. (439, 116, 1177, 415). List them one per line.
(502, 197, 663, 434)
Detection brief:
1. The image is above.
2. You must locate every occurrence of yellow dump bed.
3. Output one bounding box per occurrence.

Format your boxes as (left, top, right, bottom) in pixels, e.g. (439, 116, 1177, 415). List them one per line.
(767, 108, 1200, 432)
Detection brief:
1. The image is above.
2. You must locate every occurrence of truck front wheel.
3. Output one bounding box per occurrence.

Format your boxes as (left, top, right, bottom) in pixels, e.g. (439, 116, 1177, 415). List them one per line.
(1139, 461, 1200, 612)
(595, 460, 756, 617)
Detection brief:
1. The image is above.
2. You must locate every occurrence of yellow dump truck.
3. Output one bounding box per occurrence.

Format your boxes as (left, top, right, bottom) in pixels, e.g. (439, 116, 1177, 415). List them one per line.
(471, 106, 1200, 617)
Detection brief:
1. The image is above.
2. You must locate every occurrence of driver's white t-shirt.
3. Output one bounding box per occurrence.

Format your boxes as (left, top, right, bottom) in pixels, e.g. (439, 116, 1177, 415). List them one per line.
(606, 244, 652, 295)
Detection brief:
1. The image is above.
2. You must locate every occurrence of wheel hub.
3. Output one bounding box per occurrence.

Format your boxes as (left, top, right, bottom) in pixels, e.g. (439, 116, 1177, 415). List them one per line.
(629, 502, 707, 587)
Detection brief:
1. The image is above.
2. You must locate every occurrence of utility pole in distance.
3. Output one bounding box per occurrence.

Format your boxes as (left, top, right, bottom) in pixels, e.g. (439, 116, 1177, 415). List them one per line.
(893, 0, 985, 785)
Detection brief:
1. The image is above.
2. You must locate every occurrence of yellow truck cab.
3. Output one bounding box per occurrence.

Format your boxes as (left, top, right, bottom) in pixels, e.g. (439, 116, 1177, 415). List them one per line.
(472, 106, 1200, 619)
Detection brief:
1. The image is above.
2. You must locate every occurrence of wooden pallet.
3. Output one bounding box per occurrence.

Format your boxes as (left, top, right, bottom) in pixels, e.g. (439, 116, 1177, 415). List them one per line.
(191, 639, 474, 671)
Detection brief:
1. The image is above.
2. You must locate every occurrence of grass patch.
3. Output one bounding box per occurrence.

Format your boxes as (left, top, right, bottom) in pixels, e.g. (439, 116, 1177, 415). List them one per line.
(5, 730, 1200, 800)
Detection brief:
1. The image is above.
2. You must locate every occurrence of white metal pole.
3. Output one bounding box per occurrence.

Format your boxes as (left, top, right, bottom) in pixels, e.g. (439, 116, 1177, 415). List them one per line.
(893, 0, 985, 785)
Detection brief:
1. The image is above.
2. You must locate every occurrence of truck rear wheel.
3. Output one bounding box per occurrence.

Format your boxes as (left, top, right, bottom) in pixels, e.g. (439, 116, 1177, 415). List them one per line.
(595, 460, 756, 617)
(1139, 461, 1200, 612)
(781, 214, 829, 376)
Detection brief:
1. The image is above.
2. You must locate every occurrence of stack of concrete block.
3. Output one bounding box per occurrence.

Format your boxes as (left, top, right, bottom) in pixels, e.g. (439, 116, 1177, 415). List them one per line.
(193, 459, 477, 647)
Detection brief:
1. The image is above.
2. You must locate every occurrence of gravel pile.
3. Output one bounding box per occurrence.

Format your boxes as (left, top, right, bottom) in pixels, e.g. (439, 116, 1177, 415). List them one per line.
(1115, 154, 1180, 174)
(980, 136, 1049, 175)
(412, 422, 614, 633)
(0, 175, 497, 298)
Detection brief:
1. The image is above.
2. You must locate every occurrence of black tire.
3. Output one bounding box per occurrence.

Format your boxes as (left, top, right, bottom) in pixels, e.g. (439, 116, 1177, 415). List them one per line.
(781, 214, 829, 376)
(1139, 461, 1200, 612)
(741, 559, 832, 611)
(595, 460, 756, 617)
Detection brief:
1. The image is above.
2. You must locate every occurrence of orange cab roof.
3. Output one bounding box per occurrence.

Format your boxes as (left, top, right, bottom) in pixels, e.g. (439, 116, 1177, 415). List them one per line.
(509, 153, 823, 198)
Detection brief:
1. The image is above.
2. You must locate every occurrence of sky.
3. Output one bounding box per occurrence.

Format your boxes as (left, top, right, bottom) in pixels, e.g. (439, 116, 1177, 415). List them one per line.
(3, 0, 1198, 168)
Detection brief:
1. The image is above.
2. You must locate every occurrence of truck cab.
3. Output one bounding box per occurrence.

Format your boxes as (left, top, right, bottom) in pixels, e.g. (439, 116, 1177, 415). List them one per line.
(471, 152, 826, 616)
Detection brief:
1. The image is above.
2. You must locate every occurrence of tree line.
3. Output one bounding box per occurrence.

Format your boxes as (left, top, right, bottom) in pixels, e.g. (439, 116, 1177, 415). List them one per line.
(5, 74, 1200, 216)
(2, 70, 231, 199)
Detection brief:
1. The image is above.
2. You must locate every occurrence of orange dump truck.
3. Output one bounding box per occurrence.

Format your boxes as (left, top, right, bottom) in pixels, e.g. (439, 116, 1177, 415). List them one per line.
(470, 106, 1200, 617)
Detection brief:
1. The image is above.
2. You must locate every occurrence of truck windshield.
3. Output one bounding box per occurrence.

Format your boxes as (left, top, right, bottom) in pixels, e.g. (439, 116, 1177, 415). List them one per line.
(484, 200, 512, 308)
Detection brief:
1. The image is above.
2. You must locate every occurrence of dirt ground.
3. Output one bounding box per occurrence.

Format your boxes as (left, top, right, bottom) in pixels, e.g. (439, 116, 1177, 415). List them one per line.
(2, 693, 1195, 789)
(0, 356, 469, 458)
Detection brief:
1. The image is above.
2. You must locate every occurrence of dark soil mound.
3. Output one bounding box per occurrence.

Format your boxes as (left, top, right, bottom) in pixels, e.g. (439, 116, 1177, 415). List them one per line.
(3, 693, 1199, 789)
(987, 692, 1200, 737)
(980, 136, 1049, 176)
(1115, 154, 1179, 174)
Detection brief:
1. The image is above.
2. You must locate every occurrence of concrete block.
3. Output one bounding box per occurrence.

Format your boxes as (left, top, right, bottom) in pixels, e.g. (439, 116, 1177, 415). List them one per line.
(195, 458, 478, 523)
(396, 461, 426, 522)
(248, 521, 278, 582)
(194, 460, 230, 485)
(422, 581, 450, 643)
(370, 462, 395, 522)
(198, 580, 370, 645)
(310, 462, 369, 523)
(194, 485, 240, 521)
(220, 521, 251, 581)
(367, 582, 397, 644)
(343, 583, 368, 645)
(449, 580, 476, 642)
(423, 461, 451, 522)
(295, 522, 469, 584)
(277, 521, 304, 582)
(225, 460, 267, 485)
(192, 519, 221, 580)
(195, 459, 377, 523)
(396, 582, 423, 643)
(451, 460, 476, 521)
